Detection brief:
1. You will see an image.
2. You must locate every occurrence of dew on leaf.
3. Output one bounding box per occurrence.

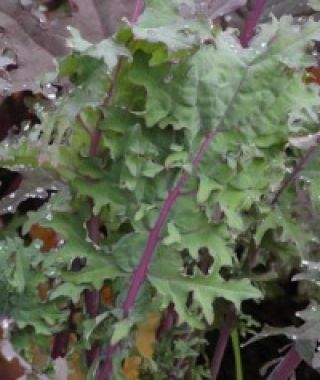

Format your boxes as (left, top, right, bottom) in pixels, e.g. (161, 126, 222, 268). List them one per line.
(47, 92, 56, 100)
(35, 187, 45, 194)
(57, 239, 65, 247)
(164, 73, 173, 84)
(2, 87, 11, 96)
(34, 242, 42, 250)
(45, 213, 53, 221)
(22, 122, 31, 132)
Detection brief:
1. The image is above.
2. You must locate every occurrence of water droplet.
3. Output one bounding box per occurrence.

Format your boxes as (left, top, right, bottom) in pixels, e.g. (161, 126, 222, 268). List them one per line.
(7, 205, 14, 212)
(34, 242, 42, 250)
(47, 92, 56, 100)
(43, 83, 57, 100)
(147, 29, 155, 36)
(8, 193, 15, 199)
(57, 239, 65, 247)
(39, 14, 47, 24)
(164, 73, 173, 84)
(2, 87, 11, 96)
(292, 334, 297, 341)
(47, 270, 56, 277)
(23, 122, 31, 131)
(45, 213, 53, 221)
(36, 187, 45, 194)
(121, 16, 130, 24)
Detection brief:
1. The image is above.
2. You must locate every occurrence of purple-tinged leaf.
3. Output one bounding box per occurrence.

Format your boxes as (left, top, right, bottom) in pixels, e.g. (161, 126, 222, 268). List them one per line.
(0, 168, 66, 215)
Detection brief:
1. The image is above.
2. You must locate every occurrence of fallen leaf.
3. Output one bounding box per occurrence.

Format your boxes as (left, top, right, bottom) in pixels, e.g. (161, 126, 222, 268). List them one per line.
(135, 313, 160, 360)
(123, 356, 140, 380)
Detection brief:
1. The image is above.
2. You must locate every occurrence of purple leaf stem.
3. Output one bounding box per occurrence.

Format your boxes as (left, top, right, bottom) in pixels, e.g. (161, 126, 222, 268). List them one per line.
(95, 1, 146, 378)
(265, 143, 320, 378)
(211, 309, 236, 380)
(85, 125, 105, 344)
(209, 0, 268, 377)
(271, 138, 320, 206)
(267, 346, 302, 380)
(96, 345, 119, 380)
(122, 129, 219, 317)
(131, 0, 144, 24)
(239, 0, 267, 48)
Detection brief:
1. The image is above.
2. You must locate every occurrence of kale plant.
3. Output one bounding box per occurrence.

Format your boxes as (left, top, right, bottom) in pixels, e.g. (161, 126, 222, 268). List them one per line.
(0, 1, 320, 379)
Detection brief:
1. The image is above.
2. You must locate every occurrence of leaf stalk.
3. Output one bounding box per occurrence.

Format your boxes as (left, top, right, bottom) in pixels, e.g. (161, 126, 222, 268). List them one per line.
(267, 346, 302, 380)
(211, 308, 236, 380)
(239, 0, 267, 48)
(210, 0, 268, 377)
(271, 139, 320, 206)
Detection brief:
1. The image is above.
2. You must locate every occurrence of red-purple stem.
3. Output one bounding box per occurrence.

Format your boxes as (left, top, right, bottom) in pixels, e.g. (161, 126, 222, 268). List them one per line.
(239, 0, 267, 48)
(209, 1, 268, 377)
(131, 0, 144, 23)
(264, 141, 320, 377)
(86, 132, 105, 318)
(84, 127, 104, 367)
(94, 2, 145, 378)
(271, 138, 320, 206)
(267, 346, 302, 380)
(96, 345, 119, 380)
(122, 129, 219, 317)
(211, 309, 236, 380)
